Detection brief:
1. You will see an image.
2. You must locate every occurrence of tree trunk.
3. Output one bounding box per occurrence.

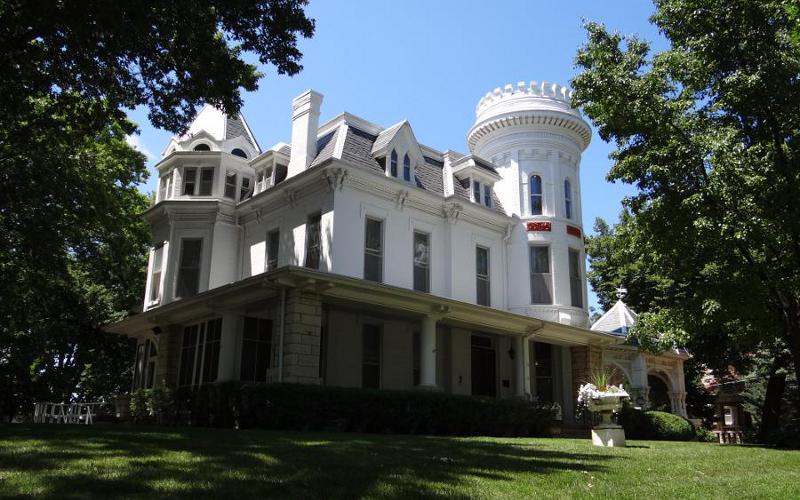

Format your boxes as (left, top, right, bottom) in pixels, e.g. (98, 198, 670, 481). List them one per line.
(758, 363, 786, 443)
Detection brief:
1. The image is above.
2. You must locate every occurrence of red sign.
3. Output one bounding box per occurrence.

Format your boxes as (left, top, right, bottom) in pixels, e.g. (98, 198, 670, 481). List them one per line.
(566, 225, 582, 238)
(526, 221, 551, 232)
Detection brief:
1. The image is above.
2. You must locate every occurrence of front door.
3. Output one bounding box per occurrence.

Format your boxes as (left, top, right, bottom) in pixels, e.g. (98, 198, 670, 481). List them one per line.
(471, 335, 496, 397)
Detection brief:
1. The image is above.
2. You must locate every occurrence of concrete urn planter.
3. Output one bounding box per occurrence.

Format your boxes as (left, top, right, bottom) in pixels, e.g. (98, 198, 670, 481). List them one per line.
(578, 384, 629, 447)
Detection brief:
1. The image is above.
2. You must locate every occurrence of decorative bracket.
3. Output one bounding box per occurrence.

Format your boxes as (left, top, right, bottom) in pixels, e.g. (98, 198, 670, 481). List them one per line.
(395, 189, 409, 210)
(443, 202, 462, 224)
(284, 188, 297, 208)
(324, 167, 348, 192)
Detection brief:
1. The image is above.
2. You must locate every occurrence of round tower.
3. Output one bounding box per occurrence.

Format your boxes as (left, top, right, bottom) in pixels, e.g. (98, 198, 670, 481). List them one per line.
(467, 81, 592, 327)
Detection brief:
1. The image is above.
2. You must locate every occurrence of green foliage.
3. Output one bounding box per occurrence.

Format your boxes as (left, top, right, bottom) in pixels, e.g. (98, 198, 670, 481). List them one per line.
(130, 383, 176, 424)
(574, 0, 800, 392)
(616, 406, 696, 441)
(586, 366, 620, 391)
(167, 383, 556, 437)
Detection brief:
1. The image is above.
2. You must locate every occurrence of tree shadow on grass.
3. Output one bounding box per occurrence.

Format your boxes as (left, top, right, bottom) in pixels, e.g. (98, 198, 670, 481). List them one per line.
(0, 425, 619, 499)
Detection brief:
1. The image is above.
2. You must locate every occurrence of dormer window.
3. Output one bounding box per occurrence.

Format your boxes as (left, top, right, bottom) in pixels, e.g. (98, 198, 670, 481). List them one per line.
(472, 179, 492, 208)
(530, 175, 543, 215)
(403, 154, 411, 181)
(473, 180, 480, 203)
(224, 171, 237, 199)
(390, 150, 398, 177)
(564, 179, 573, 219)
(240, 177, 252, 201)
(483, 185, 492, 207)
(231, 148, 248, 159)
(193, 143, 211, 152)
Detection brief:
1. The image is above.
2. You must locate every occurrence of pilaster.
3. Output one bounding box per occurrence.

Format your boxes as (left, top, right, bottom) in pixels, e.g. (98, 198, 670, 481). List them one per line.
(281, 288, 323, 384)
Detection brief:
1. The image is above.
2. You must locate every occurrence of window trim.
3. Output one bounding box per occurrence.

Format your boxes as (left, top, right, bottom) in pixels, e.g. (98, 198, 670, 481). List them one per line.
(564, 178, 573, 220)
(530, 174, 543, 215)
(175, 238, 203, 299)
(568, 247, 583, 308)
(412, 230, 430, 293)
(476, 245, 491, 306)
(304, 212, 322, 269)
(390, 150, 398, 177)
(403, 153, 411, 182)
(529, 245, 553, 305)
(363, 217, 384, 283)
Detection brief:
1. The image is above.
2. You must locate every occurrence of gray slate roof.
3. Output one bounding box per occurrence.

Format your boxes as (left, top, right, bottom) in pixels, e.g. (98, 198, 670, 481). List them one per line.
(591, 300, 638, 336)
(226, 114, 257, 149)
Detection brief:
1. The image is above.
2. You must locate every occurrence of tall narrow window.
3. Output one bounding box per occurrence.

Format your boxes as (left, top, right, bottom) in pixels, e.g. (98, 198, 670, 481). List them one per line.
(201, 318, 222, 383)
(483, 184, 492, 207)
(304, 212, 322, 269)
(266, 229, 280, 271)
(476, 246, 490, 306)
(178, 324, 199, 387)
(364, 218, 383, 282)
(412, 331, 421, 386)
(240, 177, 252, 201)
(159, 175, 169, 201)
(529, 246, 552, 304)
(240, 317, 272, 382)
(530, 175, 543, 215)
(534, 342, 554, 402)
(568, 248, 583, 308)
(224, 171, 237, 199)
(149, 244, 164, 303)
(413, 231, 430, 292)
(564, 179, 573, 219)
(133, 343, 145, 389)
(145, 340, 157, 389)
(403, 154, 411, 181)
(198, 167, 213, 196)
(390, 150, 398, 177)
(176, 239, 202, 298)
(362, 324, 381, 389)
(473, 180, 481, 203)
(183, 167, 197, 195)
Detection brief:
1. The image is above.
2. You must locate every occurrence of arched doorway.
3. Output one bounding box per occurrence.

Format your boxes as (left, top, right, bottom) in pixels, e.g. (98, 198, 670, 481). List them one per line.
(648, 374, 672, 412)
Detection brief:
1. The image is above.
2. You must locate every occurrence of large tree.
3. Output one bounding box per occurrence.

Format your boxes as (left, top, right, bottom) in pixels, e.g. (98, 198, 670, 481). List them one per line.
(572, 0, 799, 435)
(0, 1, 314, 419)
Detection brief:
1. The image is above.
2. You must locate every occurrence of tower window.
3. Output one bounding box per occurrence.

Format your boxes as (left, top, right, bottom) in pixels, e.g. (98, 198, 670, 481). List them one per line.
(193, 143, 211, 151)
(529, 246, 552, 304)
(224, 171, 237, 199)
(183, 167, 197, 195)
(568, 248, 583, 308)
(530, 175, 543, 215)
(231, 148, 248, 159)
(198, 167, 214, 196)
(403, 154, 411, 181)
(565, 179, 573, 220)
(390, 150, 398, 177)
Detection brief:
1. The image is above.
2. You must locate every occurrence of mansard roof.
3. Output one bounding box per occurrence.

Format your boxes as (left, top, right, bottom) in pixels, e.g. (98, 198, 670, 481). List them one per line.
(591, 299, 638, 336)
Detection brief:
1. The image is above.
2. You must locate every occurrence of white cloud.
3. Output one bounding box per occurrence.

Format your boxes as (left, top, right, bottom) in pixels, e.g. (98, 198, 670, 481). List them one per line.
(125, 134, 157, 162)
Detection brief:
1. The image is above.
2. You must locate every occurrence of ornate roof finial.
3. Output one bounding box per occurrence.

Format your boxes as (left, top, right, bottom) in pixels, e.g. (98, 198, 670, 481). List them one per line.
(616, 287, 628, 301)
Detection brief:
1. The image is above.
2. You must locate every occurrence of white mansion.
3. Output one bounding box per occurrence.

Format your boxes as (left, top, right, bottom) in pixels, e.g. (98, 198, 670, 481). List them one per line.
(110, 81, 689, 420)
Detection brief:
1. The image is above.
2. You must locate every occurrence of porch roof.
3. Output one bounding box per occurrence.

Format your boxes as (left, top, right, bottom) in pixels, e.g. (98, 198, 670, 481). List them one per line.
(106, 266, 621, 347)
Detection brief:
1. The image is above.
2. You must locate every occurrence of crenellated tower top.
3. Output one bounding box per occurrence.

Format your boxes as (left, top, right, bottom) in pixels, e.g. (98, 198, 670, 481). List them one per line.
(467, 80, 591, 154)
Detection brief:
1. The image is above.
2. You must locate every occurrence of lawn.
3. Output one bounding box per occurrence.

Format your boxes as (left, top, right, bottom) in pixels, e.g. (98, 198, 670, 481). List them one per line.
(1, 425, 798, 499)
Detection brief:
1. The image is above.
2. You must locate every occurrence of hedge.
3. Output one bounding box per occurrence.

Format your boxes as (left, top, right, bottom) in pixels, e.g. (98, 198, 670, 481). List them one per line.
(164, 382, 556, 437)
(616, 405, 696, 441)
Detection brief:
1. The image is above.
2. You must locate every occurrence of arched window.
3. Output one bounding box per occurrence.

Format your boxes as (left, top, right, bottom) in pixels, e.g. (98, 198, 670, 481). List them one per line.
(231, 148, 247, 159)
(390, 150, 398, 177)
(564, 179, 573, 219)
(403, 154, 411, 181)
(193, 143, 211, 152)
(530, 175, 543, 215)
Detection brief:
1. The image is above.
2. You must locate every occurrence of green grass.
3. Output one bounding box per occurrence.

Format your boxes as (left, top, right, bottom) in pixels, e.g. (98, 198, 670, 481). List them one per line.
(1, 425, 798, 499)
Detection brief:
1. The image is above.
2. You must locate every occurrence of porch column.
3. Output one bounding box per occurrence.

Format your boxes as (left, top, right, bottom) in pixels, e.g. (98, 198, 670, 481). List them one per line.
(419, 315, 439, 389)
(282, 288, 323, 384)
(514, 335, 527, 397)
(217, 313, 239, 382)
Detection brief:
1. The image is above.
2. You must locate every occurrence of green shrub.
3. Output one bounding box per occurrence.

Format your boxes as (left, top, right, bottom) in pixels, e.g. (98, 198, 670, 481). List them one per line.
(172, 383, 555, 437)
(694, 426, 718, 443)
(616, 405, 695, 441)
(129, 383, 176, 424)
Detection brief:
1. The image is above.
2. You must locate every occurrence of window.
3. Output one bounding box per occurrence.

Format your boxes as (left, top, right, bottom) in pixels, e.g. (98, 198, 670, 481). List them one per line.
(564, 179, 573, 219)
(362, 324, 381, 389)
(483, 184, 492, 207)
(530, 175, 543, 215)
(304, 212, 322, 269)
(177, 318, 222, 387)
(568, 248, 583, 308)
(403, 154, 411, 181)
(529, 246, 552, 304)
(193, 143, 211, 151)
(413, 231, 430, 292)
(176, 239, 202, 299)
(390, 150, 398, 177)
(364, 218, 383, 282)
(266, 229, 280, 271)
(412, 331, 421, 386)
(183, 167, 197, 195)
(240, 317, 273, 382)
(158, 174, 171, 202)
(144, 340, 157, 389)
(224, 171, 237, 199)
(476, 246, 490, 306)
(534, 342, 554, 402)
(240, 177, 252, 201)
(255, 171, 264, 193)
(473, 180, 481, 203)
(231, 148, 248, 159)
(149, 244, 164, 303)
(198, 167, 214, 196)
(133, 343, 144, 389)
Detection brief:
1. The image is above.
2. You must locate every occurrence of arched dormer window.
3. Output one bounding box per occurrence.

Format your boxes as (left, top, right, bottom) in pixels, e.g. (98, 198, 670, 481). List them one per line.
(390, 150, 398, 177)
(231, 148, 247, 159)
(530, 175, 543, 215)
(403, 154, 411, 181)
(194, 143, 211, 151)
(564, 179, 573, 219)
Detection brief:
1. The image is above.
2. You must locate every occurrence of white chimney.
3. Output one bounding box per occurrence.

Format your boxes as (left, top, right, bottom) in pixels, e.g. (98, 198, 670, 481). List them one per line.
(288, 89, 323, 178)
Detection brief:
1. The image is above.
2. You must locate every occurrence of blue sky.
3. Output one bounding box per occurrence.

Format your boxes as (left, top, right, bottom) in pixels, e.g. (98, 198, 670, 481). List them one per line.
(127, 0, 667, 313)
